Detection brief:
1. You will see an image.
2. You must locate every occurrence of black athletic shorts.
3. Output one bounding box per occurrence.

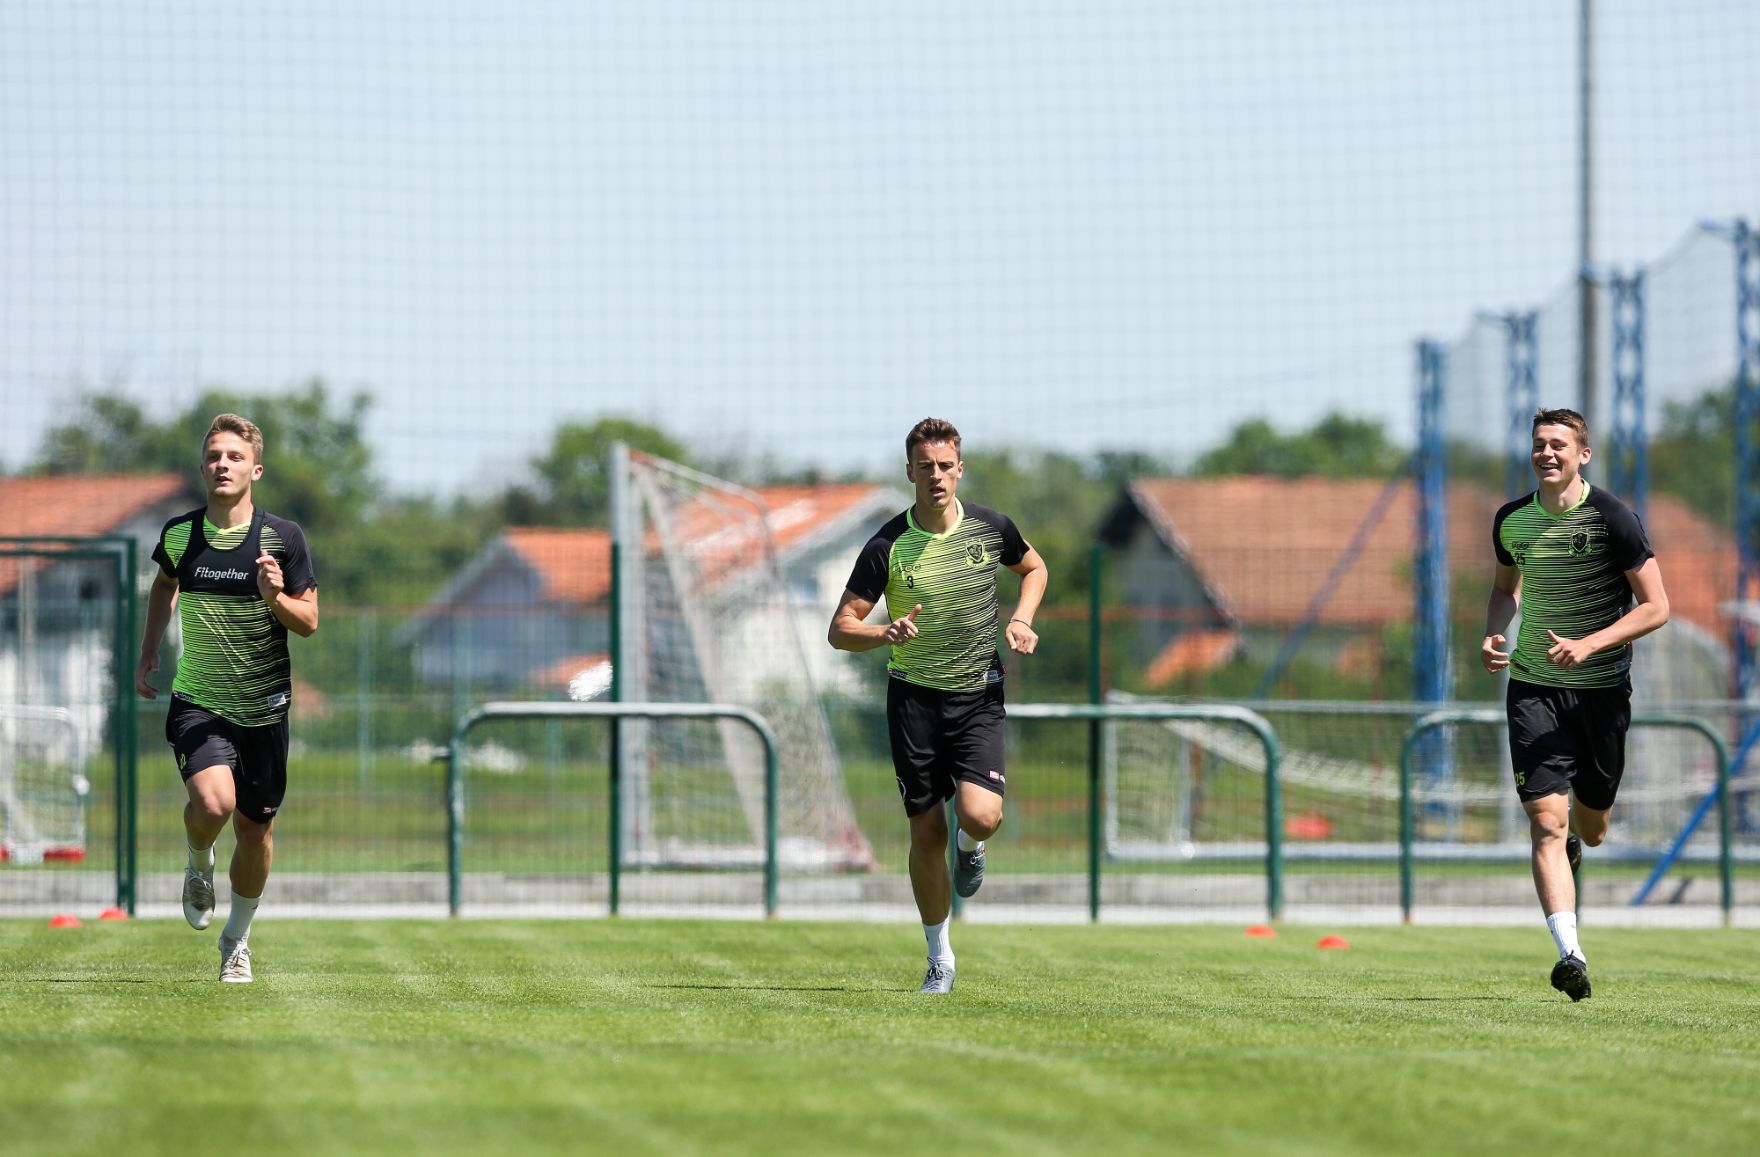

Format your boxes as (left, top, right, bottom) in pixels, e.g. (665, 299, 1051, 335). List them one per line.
(1506, 675, 1632, 811)
(165, 694, 290, 825)
(886, 674, 1007, 817)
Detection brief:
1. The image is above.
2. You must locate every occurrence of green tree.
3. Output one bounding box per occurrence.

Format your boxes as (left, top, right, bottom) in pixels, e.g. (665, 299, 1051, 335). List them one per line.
(31, 380, 378, 534)
(1649, 384, 1736, 528)
(954, 449, 1122, 696)
(25, 382, 462, 605)
(1195, 412, 1405, 479)
(34, 395, 192, 474)
(507, 416, 693, 526)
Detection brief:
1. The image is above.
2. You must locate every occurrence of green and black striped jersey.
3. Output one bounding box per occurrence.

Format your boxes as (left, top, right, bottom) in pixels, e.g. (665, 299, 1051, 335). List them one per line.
(1493, 483, 1652, 689)
(152, 507, 316, 726)
(845, 500, 1029, 693)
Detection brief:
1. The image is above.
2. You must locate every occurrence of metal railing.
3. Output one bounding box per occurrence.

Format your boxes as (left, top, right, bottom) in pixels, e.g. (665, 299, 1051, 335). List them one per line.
(1398, 708, 1734, 924)
(445, 700, 781, 917)
(1, 536, 139, 912)
(1008, 702, 1283, 920)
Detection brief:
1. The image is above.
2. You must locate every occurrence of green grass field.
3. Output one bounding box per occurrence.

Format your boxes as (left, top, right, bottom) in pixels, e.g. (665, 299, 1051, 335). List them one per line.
(3, 920, 1757, 1155)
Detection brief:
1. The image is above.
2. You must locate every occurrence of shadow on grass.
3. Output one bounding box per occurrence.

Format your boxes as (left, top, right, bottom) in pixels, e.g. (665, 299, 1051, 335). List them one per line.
(15, 977, 159, 985)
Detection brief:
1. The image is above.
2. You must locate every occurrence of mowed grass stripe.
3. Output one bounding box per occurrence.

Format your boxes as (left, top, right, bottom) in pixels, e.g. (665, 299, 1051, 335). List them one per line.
(2, 921, 1756, 1156)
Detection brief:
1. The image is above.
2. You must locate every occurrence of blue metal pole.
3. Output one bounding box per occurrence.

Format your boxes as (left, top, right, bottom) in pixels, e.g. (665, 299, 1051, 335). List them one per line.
(1734, 222, 1760, 699)
(1629, 717, 1751, 912)
(1608, 270, 1648, 520)
(1505, 311, 1540, 500)
(1414, 340, 1454, 825)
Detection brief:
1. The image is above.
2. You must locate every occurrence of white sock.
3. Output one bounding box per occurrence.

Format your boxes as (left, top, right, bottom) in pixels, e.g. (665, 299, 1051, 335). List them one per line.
(223, 890, 260, 941)
(923, 919, 953, 966)
(957, 829, 983, 852)
(1545, 912, 1583, 961)
(188, 843, 214, 872)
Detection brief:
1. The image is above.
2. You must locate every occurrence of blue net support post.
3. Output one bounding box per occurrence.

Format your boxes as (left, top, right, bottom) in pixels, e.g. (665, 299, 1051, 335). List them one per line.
(1607, 270, 1648, 521)
(1631, 717, 1754, 912)
(1413, 340, 1455, 829)
(1734, 221, 1760, 699)
(1501, 311, 1540, 499)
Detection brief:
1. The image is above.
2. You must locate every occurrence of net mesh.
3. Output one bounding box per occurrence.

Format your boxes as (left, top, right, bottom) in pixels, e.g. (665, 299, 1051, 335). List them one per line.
(0, 706, 89, 861)
(618, 451, 873, 870)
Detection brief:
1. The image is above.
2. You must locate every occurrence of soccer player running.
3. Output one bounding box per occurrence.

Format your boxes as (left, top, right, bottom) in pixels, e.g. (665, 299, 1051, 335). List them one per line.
(829, 418, 1048, 994)
(135, 414, 319, 983)
(1481, 408, 1668, 1001)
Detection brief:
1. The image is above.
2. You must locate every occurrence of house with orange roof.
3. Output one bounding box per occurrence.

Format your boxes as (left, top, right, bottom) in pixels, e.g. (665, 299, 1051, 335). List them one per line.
(0, 472, 194, 590)
(2, 472, 197, 674)
(1099, 476, 1738, 696)
(401, 482, 908, 693)
(2, 473, 197, 853)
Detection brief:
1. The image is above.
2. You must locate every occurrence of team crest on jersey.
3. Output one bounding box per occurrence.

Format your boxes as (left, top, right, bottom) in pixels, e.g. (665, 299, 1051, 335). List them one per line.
(966, 542, 986, 565)
(1571, 531, 1590, 556)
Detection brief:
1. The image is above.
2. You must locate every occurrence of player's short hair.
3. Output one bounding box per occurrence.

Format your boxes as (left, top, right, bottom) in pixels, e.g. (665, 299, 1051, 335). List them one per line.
(906, 418, 962, 460)
(205, 413, 265, 463)
(1532, 407, 1590, 447)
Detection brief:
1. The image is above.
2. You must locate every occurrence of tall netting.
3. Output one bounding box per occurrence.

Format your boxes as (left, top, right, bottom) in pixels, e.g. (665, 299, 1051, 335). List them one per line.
(3, 4, 1758, 922)
(1434, 224, 1746, 699)
(615, 451, 873, 877)
(1421, 218, 1758, 916)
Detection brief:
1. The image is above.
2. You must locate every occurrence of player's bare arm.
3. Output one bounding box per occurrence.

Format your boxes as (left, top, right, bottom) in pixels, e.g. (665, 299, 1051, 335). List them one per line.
(828, 589, 919, 652)
(135, 568, 180, 698)
(1481, 562, 1520, 675)
(1545, 556, 1669, 669)
(257, 553, 320, 637)
(1003, 544, 1049, 654)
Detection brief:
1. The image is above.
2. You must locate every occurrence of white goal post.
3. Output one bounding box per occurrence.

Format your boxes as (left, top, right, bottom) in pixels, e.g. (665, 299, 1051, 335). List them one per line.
(0, 705, 90, 864)
(608, 445, 873, 870)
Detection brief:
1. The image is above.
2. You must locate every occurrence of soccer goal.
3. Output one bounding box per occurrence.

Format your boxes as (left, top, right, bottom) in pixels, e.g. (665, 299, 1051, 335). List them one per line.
(607, 446, 873, 870)
(0, 705, 90, 864)
(1102, 688, 1733, 864)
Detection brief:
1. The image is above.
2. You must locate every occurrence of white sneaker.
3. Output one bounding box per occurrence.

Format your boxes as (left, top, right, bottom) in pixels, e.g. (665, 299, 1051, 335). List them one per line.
(182, 861, 215, 930)
(219, 935, 253, 983)
(918, 959, 955, 994)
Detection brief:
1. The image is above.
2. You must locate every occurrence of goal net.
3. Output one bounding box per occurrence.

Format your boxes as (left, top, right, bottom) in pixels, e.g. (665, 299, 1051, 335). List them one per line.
(1102, 687, 1730, 863)
(0, 705, 90, 864)
(608, 448, 873, 870)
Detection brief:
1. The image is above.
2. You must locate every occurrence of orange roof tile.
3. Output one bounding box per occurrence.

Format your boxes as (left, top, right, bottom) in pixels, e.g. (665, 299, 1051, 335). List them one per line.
(1127, 477, 1736, 633)
(0, 473, 189, 538)
(499, 484, 889, 607)
(530, 652, 611, 688)
(1643, 493, 1739, 640)
(660, 482, 891, 586)
(501, 528, 612, 604)
(1143, 628, 1240, 686)
(0, 473, 192, 597)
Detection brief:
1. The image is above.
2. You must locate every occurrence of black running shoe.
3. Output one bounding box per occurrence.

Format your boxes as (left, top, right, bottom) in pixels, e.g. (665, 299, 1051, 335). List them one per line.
(1566, 835, 1582, 877)
(954, 843, 986, 898)
(1550, 954, 1591, 1002)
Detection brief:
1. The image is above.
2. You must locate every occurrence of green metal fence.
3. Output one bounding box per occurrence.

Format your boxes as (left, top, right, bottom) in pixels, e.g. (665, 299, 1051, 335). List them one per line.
(447, 700, 781, 918)
(9, 661, 1755, 924)
(0, 536, 138, 914)
(1006, 702, 1282, 920)
(1398, 708, 1735, 924)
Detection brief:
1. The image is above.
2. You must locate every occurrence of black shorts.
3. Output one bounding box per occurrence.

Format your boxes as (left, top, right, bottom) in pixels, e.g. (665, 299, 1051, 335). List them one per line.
(165, 695, 290, 825)
(1506, 676, 1632, 811)
(886, 675, 1007, 817)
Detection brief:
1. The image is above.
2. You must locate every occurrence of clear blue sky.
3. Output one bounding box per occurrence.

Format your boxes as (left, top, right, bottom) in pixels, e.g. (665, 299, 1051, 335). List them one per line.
(2, 1, 1756, 493)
